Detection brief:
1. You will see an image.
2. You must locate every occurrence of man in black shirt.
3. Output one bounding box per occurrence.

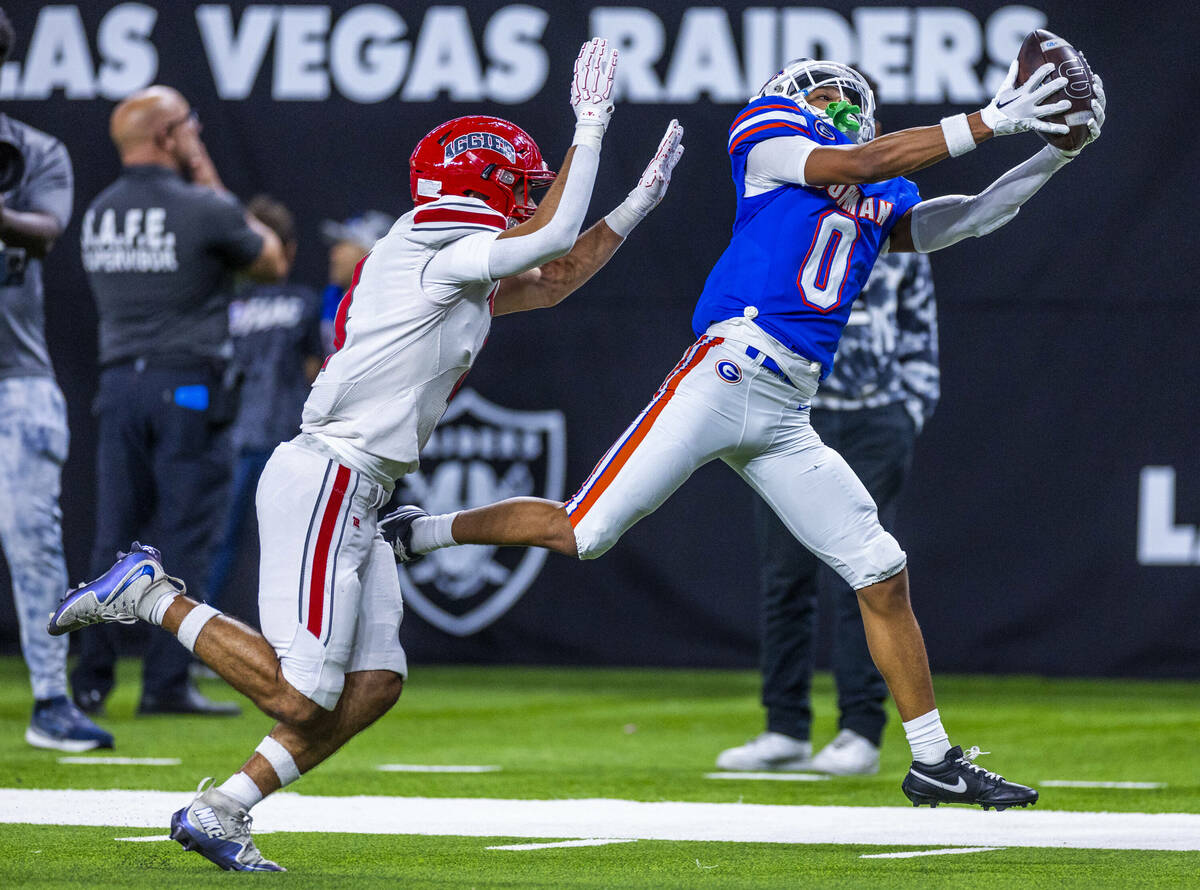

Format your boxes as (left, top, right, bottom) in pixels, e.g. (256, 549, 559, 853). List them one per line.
(73, 85, 286, 715)
(206, 195, 323, 617)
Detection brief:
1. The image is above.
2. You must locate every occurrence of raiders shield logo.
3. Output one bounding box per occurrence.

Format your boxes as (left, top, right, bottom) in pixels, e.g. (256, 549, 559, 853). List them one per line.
(396, 389, 566, 636)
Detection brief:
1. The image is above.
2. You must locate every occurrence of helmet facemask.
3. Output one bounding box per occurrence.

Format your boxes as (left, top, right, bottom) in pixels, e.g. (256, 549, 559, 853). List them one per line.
(757, 59, 877, 144)
(484, 164, 556, 222)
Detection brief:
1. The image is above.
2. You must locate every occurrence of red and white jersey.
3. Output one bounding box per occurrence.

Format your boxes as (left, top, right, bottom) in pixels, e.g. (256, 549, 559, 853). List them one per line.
(300, 195, 505, 484)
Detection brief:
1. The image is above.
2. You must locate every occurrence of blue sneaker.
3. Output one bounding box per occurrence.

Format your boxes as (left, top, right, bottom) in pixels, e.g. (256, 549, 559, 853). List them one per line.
(170, 778, 284, 872)
(47, 543, 182, 636)
(25, 696, 115, 752)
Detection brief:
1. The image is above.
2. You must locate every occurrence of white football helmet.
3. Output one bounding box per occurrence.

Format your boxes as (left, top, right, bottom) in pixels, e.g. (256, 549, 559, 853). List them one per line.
(756, 58, 877, 144)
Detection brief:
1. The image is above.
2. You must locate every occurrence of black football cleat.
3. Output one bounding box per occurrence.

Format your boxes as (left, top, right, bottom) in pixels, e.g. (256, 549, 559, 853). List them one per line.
(380, 505, 428, 564)
(902, 746, 1038, 811)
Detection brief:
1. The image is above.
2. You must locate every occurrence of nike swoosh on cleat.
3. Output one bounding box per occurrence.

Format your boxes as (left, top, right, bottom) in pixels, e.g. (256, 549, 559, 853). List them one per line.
(106, 564, 155, 602)
(908, 769, 967, 793)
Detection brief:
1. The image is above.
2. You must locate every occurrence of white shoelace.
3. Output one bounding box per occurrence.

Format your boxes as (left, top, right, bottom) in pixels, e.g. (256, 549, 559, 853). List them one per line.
(960, 746, 1004, 782)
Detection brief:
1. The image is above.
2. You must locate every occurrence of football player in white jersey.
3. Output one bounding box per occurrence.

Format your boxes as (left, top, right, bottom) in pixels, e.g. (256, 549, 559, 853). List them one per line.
(48, 39, 684, 872)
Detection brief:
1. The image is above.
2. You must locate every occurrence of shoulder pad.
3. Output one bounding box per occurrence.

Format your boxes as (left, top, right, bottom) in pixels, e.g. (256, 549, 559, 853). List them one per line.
(404, 196, 507, 249)
(728, 97, 819, 155)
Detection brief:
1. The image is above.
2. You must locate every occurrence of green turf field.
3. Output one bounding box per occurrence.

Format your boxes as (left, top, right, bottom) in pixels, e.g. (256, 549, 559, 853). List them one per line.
(2, 657, 1198, 887)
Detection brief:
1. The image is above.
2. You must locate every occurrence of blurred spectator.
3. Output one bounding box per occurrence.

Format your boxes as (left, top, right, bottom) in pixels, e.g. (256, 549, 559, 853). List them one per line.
(0, 7, 112, 750)
(72, 85, 286, 716)
(205, 195, 324, 617)
(318, 211, 392, 354)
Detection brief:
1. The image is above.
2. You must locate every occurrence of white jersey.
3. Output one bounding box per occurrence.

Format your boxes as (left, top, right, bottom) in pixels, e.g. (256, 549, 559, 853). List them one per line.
(300, 195, 505, 485)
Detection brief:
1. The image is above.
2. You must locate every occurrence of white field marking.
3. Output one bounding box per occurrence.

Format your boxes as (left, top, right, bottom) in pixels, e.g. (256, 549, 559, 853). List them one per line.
(57, 757, 181, 766)
(861, 846, 1003, 859)
(114, 836, 172, 842)
(376, 764, 500, 773)
(1041, 781, 1166, 789)
(4, 789, 1200, 852)
(487, 838, 636, 851)
(706, 772, 830, 782)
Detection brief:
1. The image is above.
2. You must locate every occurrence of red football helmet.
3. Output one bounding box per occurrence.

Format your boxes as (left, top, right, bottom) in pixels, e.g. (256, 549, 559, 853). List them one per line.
(409, 116, 556, 222)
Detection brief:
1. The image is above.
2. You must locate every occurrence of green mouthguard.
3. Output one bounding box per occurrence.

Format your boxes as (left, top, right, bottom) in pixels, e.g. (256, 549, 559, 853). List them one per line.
(825, 100, 861, 134)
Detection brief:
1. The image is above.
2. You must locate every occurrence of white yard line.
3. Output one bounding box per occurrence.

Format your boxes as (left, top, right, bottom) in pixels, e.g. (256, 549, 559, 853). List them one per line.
(487, 838, 637, 851)
(57, 757, 181, 766)
(3, 789, 1198, 851)
(114, 835, 172, 842)
(1041, 781, 1165, 789)
(861, 846, 1003, 859)
(376, 764, 501, 773)
(706, 772, 830, 782)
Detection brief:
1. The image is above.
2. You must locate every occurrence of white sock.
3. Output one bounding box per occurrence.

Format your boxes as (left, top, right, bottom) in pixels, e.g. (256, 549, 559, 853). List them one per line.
(903, 708, 952, 765)
(218, 772, 264, 810)
(409, 512, 459, 554)
(135, 577, 185, 625)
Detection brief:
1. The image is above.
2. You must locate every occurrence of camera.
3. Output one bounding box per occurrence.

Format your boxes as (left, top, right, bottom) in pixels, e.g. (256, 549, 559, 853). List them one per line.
(0, 140, 28, 286)
(0, 139, 23, 193)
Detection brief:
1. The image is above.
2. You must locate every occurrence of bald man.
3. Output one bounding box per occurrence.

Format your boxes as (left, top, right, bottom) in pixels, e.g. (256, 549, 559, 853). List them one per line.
(73, 85, 287, 717)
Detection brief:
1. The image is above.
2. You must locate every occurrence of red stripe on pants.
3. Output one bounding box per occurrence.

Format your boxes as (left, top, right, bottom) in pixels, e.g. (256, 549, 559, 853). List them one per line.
(307, 465, 352, 637)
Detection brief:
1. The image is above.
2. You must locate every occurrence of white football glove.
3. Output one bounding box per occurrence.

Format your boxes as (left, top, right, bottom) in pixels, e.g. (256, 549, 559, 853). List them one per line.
(605, 120, 685, 237)
(571, 38, 618, 132)
(981, 60, 1071, 136)
(1048, 74, 1106, 160)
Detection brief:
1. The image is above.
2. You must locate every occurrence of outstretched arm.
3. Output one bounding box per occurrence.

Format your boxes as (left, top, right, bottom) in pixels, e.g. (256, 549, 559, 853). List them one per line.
(889, 76, 1106, 253)
(493, 120, 684, 315)
(759, 61, 1072, 188)
(483, 39, 616, 283)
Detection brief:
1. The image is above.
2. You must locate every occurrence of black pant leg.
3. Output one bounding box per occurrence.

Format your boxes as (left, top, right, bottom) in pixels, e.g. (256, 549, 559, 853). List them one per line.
(71, 368, 156, 700)
(141, 368, 233, 700)
(828, 403, 916, 745)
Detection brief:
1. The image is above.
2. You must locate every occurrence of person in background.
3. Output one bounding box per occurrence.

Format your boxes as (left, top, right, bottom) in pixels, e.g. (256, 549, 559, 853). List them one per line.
(717, 249, 938, 775)
(0, 6, 112, 750)
(72, 85, 287, 717)
(318, 211, 393, 354)
(206, 195, 324, 618)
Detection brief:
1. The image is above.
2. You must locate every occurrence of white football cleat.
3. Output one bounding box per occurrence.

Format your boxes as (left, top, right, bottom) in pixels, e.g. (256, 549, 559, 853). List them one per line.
(47, 542, 182, 636)
(170, 778, 284, 872)
(810, 728, 880, 775)
(715, 731, 813, 771)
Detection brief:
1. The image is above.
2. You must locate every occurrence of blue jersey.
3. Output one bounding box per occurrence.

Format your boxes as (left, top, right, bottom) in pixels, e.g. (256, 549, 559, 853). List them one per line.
(692, 97, 922, 379)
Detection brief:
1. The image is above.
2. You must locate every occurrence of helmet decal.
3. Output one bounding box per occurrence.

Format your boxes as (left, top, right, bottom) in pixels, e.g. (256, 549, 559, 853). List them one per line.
(443, 132, 517, 165)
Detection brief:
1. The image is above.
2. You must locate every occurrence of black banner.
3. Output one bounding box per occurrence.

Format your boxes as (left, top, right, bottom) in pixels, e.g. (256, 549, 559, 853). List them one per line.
(1, 1, 1197, 677)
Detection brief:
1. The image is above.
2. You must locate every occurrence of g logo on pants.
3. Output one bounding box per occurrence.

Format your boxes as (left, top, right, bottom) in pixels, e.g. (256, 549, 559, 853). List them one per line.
(715, 360, 742, 384)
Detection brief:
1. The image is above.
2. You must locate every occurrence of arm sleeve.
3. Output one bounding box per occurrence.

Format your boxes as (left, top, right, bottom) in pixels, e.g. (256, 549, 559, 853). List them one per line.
(744, 135, 818, 191)
(26, 139, 74, 229)
(484, 142, 601, 280)
(204, 192, 265, 268)
(909, 145, 1070, 253)
(423, 231, 500, 293)
(894, 254, 939, 432)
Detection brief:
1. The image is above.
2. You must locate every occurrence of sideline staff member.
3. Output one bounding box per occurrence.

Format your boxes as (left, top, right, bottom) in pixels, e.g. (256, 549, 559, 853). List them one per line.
(0, 7, 112, 750)
(74, 86, 286, 715)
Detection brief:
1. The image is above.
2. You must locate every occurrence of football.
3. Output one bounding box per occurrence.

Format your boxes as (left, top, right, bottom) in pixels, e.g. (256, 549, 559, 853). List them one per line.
(1016, 29, 1096, 151)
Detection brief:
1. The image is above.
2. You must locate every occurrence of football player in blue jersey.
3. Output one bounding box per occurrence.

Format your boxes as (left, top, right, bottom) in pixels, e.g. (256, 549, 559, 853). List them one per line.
(391, 56, 1106, 810)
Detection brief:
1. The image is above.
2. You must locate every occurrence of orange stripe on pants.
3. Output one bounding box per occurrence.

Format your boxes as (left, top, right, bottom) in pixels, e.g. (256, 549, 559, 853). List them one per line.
(569, 337, 723, 526)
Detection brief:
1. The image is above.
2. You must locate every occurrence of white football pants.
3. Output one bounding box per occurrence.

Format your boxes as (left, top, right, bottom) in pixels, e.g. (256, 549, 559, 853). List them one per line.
(256, 441, 408, 710)
(566, 335, 906, 590)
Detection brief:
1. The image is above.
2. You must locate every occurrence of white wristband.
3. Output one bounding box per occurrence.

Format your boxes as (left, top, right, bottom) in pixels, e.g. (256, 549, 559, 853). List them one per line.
(940, 114, 976, 158)
(604, 201, 643, 238)
(572, 121, 604, 153)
